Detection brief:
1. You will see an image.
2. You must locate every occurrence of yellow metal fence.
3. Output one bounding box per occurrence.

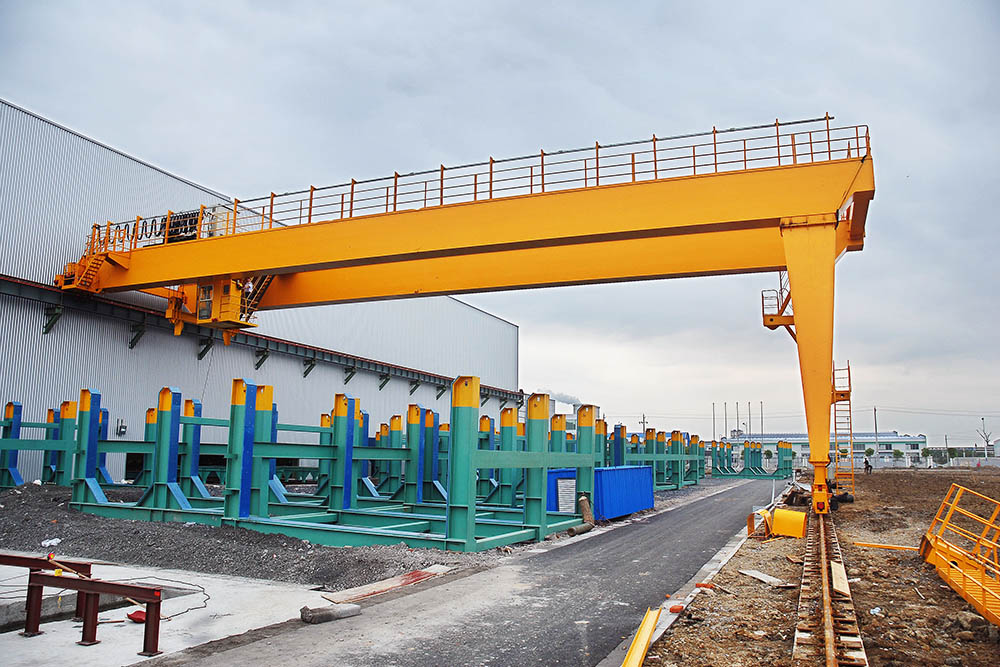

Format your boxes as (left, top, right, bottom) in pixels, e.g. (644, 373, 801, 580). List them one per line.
(921, 483, 1000, 625)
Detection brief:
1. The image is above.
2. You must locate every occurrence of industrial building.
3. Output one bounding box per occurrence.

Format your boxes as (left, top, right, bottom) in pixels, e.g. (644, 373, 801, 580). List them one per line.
(737, 431, 928, 465)
(0, 98, 521, 482)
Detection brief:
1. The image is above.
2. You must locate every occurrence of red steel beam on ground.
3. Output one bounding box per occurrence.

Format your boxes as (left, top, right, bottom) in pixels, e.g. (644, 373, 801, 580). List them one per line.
(24, 571, 163, 656)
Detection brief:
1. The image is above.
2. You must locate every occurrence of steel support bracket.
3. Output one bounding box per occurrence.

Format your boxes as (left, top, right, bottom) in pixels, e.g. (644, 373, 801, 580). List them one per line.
(302, 357, 317, 377)
(197, 337, 214, 360)
(378, 374, 390, 391)
(254, 348, 269, 370)
(343, 367, 357, 385)
(480, 393, 490, 407)
(42, 305, 63, 334)
(435, 385, 448, 400)
(408, 380, 421, 395)
(129, 322, 146, 349)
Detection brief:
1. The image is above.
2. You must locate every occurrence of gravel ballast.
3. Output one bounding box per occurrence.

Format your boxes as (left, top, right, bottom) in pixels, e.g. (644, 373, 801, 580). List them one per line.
(0, 485, 505, 590)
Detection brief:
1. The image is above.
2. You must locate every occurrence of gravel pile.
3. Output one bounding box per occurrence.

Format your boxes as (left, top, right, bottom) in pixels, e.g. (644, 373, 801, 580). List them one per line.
(0, 485, 504, 590)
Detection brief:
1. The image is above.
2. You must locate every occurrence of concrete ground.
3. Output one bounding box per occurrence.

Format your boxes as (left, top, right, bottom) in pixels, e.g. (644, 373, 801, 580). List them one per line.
(0, 560, 328, 666)
(146, 478, 774, 667)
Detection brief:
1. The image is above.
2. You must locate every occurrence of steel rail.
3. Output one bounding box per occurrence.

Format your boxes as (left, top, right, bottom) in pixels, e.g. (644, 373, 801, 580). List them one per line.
(793, 513, 869, 666)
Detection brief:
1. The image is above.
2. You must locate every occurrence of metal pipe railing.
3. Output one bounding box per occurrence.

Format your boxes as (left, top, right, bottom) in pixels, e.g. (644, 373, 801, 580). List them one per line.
(80, 116, 870, 256)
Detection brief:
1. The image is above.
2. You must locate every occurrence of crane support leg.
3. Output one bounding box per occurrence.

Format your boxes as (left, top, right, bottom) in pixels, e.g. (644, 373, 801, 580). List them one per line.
(781, 217, 837, 514)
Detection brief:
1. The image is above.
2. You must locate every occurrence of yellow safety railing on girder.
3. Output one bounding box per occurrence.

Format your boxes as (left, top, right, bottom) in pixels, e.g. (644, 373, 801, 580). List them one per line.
(81, 115, 871, 256)
(921, 483, 1000, 625)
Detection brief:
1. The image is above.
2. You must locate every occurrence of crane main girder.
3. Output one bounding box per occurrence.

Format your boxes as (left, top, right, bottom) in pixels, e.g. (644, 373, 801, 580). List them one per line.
(78, 158, 874, 305)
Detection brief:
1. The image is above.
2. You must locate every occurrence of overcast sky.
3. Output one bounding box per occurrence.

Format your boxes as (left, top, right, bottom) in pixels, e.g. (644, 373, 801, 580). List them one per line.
(2, 1, 997, 446)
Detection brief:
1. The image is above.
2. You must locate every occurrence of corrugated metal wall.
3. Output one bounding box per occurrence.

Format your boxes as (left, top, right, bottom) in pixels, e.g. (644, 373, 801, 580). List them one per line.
(0, 98, 517, 389)
(254, 300, 517, 389)
(0, 98, 518, 481)
(0, 295, 510, 481)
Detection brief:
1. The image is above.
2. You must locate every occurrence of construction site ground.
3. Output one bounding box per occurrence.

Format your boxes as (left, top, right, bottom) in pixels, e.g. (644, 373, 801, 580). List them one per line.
(645, 468, 1000, 666)
(0, 477, 771, 665)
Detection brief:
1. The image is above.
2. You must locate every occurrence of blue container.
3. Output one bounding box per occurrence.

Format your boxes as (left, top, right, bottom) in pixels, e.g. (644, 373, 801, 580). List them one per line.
(593, 465, 654, 520)
(545, 466, 654, 519)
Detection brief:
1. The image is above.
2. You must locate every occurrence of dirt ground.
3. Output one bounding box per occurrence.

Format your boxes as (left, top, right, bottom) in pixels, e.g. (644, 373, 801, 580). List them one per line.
(646, 468, 1000, 666)
(0, 484, 504, 591)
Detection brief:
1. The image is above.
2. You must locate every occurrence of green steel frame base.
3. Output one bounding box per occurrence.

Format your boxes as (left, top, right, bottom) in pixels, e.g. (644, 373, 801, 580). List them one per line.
(70, 499, 582, 552)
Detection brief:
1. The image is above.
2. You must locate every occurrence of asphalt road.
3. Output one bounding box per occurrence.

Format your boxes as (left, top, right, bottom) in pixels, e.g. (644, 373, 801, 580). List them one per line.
(162, 478, 773, 667)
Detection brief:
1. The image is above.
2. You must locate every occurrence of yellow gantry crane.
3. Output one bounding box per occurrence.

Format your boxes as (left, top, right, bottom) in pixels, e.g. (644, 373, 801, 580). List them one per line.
(55, 115, 875, 514)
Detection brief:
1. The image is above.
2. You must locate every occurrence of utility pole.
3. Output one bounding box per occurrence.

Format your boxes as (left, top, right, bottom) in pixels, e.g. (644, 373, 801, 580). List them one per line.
(640, 413, 647, 432)
(873, 406, 879, 454)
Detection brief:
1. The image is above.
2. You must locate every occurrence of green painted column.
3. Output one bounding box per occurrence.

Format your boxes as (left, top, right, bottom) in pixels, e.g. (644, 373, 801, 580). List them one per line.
(655, 431, 667, 485)
(223, 379, 257, 520)
(425, 410, 442, 497)
(134, 408, 156, 486)
(403, 404, 424, 505)
(551, 415, 566, 453)
(644, 428, 655, 470)
(477, 414, 493, 497)
(350, 401, 363, 505)
(524, 393, 549, 540)
(251, 385, 274, 517)
(446, 377, 480, 551)
(612, 424, 625, 467)
(41, 408, 58, 485)
(595, 419, 607, 467)
(697, 435, 705, 480)
(513, 421, 525, 502)
(54, 402, 76, 487)
(670, 430, 682, 487)
(152, 387, 176, 507)
(329, 393, 350, 511)
(690, 435, 701, 483)
(575, 405, 596, 511)
(71, 389, 107, 504)
(439, 423, 451, 490)
(388, 415, 402, 492)
(498, 407, 516, 506)
(316, 412, 332, 495)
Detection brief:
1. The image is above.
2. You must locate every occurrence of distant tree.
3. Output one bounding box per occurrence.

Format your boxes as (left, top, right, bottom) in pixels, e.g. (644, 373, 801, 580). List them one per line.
(892, 449, 904, 461)
(947, 447, 957, 460)
(921, 447, 931, 460)
(764, 449, 773, 460)
(865, 447, 874, 457)
(976, 418, 992, 453)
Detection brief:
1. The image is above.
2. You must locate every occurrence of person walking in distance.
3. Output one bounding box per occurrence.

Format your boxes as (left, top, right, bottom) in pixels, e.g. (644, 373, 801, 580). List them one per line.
(863, 457, 873, 474)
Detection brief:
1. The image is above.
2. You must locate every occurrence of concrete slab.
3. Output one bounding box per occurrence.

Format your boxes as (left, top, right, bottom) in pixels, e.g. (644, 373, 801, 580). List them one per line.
(0, 556, 326, 666)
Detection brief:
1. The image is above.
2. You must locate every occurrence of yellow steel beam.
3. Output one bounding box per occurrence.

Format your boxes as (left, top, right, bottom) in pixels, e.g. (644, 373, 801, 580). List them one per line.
(84, 158, 874, 297)
(623, 606, 663, 667)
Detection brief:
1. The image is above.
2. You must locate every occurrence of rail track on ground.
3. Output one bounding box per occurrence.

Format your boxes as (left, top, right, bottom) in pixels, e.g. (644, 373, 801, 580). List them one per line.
(792, 512, 869, 666)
